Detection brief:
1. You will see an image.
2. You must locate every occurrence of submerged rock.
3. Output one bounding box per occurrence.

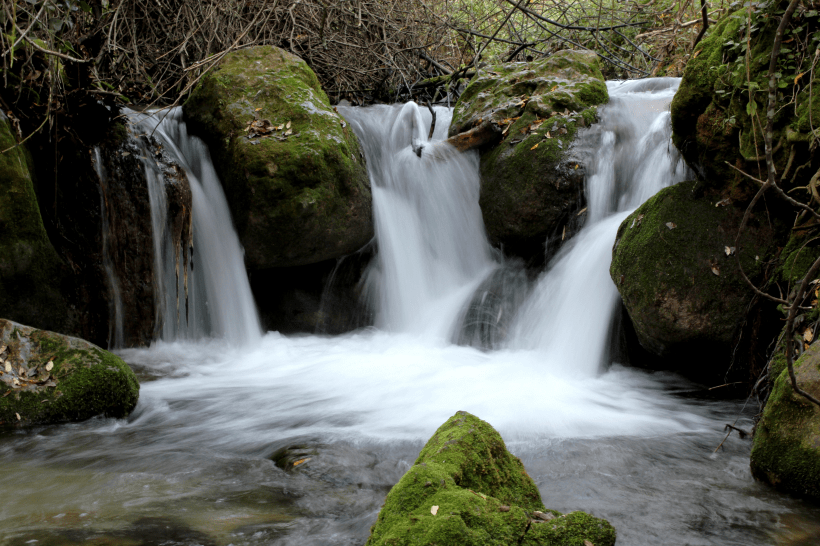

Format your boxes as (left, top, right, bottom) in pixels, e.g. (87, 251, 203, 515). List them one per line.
(610, 180, 777, 380)
(365, 411, 616, 546)
(449, 51, 608, 261)
(0, 319, 139, 427)
(751, 342, 820, 499)
(183, 46, 372, 269)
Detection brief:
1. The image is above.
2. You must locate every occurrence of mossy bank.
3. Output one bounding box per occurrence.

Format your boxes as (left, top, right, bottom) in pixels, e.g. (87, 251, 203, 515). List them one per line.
(0, 319, 139, 427)
(450, 50, 608, 261)
(183, 46, 372, 269)
(365, 411, 616, 546)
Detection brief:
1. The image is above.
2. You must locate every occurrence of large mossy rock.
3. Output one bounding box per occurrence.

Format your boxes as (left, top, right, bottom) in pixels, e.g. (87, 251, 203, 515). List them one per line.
(449, 51, 608, 260)
(671, 2, 816, 194)
(610, 180, 777, 379)
(0, 113, 72, 334)
(365, 411, 616, 546)
(183, 46, 372, 269)
(0, 319, 139, 427)
(751, 342, 820, 499)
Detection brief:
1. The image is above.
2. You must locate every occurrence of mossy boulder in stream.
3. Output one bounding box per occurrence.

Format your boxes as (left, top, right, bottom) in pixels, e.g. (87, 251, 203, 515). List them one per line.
(0, 319, 139, 427)
(450, 51, 608, 260)
(610, 180, 776, 380)
(0, 112, 72, 334)
(751, 342, 820, 499)
(365, 411, 616, 546)
(183, 46, 372, 269)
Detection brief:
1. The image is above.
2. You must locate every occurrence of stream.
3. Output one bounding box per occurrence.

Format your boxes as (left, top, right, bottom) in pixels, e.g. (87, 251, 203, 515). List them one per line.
(1, 79, 819, 546)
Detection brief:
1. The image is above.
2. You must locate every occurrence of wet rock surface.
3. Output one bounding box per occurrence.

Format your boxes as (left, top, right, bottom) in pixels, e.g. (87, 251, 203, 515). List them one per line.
(449, 51, 608, 262)
(0, 319, 139, 427)
(365, 411, 616, 546)
(183, 45, 372, 269)
(610, 180, 777, 382)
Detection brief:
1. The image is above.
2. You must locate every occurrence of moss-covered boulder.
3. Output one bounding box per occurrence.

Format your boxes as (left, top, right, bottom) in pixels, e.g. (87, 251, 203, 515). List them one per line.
(365, 411, 616, 546)
(183, 46, 372, 269)
(0, 112, 74, 334)
(0, 319, 139, 427)
(450, 51, 608, 260)
(610, 180, 777, 379)
(671, 2, 818, 195)
(751, 342, 820, 499)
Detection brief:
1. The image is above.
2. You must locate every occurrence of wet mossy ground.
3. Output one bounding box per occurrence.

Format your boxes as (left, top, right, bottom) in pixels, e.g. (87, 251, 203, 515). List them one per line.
(449, 51, 608, 261)
(0, 319, 139, 427)
(610, 180, 777, 380)
(365, 411, 615, 546)
(751, 342, 820, 499)
(183, 46, 372, 269)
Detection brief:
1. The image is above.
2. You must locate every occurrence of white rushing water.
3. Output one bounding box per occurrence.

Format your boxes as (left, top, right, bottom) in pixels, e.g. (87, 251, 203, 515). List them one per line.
(123, 77, 701, 443)
(126, 108, 262, 345)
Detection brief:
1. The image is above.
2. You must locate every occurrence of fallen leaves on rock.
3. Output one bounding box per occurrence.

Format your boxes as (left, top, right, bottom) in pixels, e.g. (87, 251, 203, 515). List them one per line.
(666, 222, 677, 230)
(431, 505, 439, 515)
(725, 246, 736, 256)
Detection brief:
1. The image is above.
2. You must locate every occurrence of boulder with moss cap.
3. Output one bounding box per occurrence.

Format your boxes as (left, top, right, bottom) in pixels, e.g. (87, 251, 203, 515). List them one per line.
(365, 411, 616, 546)
(183, 46, 372, 269)
(609, 180, 778, 380)
(0, 319, 139, 427)
(449, 51, 608, 260)
(751, 341, 820, 499)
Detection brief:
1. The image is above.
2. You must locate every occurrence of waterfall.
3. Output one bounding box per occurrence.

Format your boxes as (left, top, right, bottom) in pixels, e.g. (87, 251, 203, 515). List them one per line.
(509, 78, 691, 374)
(92, 147, 125, 349)
(341, 103, 496, 336)
(126, 108, 262, 345)
(343, 79, 689, 371)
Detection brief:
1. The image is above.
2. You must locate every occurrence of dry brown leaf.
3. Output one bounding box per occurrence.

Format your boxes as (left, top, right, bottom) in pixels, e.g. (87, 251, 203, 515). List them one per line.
(4, 362, 10, 373)
(0, 344, 7, 353)
(546, 132, 552, 139)
(666, 222, 677, 230)
(431, 505, 439, 515)
(46, 361, 54, 372)
(715, 198, 732, 207)
(286, 121, 292, 129)
(292, 457, 311, 467)
(530, 143, 539, 150)
(583, 541, 595, 546)
(804, 328, 814, 343)
(711, 265, 720, 276)
(15, 413, 20, 421)
(725, 246, 735, 256)
(795, 72, 806, 85)
(255, 107, 262, 112)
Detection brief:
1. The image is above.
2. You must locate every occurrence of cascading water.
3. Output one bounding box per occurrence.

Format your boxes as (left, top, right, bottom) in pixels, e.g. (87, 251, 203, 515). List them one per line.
(341, 103, 496, 336)
(126, 108, 262, 345)
(3, 83, 819, 546)
(510, 78, 692, 374)
(92, 147, 125, 349)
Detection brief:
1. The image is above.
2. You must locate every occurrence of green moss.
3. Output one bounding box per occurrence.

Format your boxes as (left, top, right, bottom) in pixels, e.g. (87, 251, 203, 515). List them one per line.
(450, 50, 607, 136)
(183, 46, 372, 269)
(0, 115, 70, 332)
(776, 232, 820, 285)
(0, 319, 139, 427)
(751, 342, 820, 499)
(365, 411, 615, 546)
(610, 180, 776, 362)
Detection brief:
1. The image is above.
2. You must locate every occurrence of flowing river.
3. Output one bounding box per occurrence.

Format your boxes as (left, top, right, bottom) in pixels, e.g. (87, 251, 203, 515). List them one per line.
(1, 80, 819, 546)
